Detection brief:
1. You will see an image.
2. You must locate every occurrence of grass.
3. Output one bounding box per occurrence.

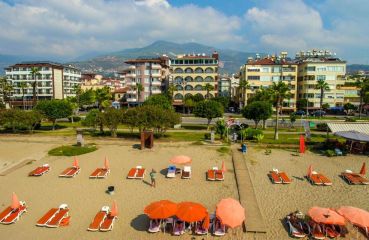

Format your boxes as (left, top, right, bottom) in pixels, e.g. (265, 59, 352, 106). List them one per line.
(181, 124, 208, 130)
(217, 146, 231, 155)
(48, 144, 97, 156)
(162, 132, 205, 142)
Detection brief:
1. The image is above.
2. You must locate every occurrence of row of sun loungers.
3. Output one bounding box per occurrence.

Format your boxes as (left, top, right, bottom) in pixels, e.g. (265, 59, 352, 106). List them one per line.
(87, 206, 117, 232)
(207, 167, 224, 181)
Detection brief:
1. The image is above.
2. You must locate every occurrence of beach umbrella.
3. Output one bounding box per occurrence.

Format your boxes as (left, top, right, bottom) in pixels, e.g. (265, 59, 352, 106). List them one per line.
(202, 212, 210, 230)
(110, 200, 118, 217)
(307, 165, 313, 177)
(144, 200, 177, 219)
(221, 161, 227, 173)
(11, 192, 20, 209)
(73, 157, 79, 168)
(170, 155, 192, 165)
(308, 207, 345, 225)
(104, 157, 110, 169)
(337, 206, 369, 228)
(299, 135, 305, 153)
(216, 198, 245, 228)
(176, 202, 207, 222)
(360, 162, 366, 175)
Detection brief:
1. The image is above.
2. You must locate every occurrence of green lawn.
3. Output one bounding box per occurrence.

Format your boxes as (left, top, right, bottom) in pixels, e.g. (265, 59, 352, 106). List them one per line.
(48, 144, 97, 156)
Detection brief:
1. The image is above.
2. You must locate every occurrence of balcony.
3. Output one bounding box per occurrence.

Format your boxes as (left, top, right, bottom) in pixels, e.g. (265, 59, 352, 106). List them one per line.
(127, 82, 137, 86)
(127, 98, 137, 102)
(128, 66, 136, 70)
(151, 89, 162, 94)
(151, 72, 161, 77)
(127, 90, 136, 94)
(126, 73, 136, 78)
(151, 64, 161, 69)
(151, 81, 162, 86)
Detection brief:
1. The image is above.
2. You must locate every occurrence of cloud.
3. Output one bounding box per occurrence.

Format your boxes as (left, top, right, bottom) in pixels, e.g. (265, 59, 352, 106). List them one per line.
(0, 0, 244, 59)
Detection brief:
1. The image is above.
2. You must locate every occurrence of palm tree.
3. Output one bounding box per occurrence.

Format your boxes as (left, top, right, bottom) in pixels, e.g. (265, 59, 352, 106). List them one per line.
(30, 67, 41, 106)
(271, 81, 291, 140)
(204, 83, 214, 99)
(315, 79, 330, 111)
(136, 83, 143, 104)
(19, 82, 28, 110)
(166, 84, 176, 100)
(238, 79, 250, 108)
(95, 86, 112, 112)
(0, 77, 13, 108)
(349, 75, 369, 119)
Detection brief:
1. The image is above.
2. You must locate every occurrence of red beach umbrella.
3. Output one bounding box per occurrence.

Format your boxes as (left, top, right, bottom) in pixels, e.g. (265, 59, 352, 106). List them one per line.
(337, 206, 369, 228)
(176, 202, 207, 222)
(360, 162, 366, 175)
(104, 157, 110, 169)
(144, 200, 177, 219)
(110, 200, 118, 217)
(308, 207, 345, 225)
(73, 157, 79, 168)
(299, 135, 305, 153)
(11, 192, 20, 209)
(216, 198, 245, 228)
(170, 156, 192, 165)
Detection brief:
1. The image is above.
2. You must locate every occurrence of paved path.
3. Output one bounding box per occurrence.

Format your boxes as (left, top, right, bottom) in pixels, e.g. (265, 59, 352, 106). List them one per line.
(232, 145, 267, 234)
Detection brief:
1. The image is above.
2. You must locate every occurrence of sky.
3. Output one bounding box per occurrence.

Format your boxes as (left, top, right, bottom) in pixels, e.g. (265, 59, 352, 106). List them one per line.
(0, 0, 368, 64)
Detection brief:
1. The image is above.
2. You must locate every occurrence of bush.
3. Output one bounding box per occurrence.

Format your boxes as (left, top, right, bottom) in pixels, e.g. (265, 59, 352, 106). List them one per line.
(345, 117, 356, 122)
(325, 149, 336, 157)
(242, 128, 263, 140)
(68, 116, 81, 122)
(204, 133, 210, 140)
(255, 133, 264, 143)
(316, 123, 328, 131)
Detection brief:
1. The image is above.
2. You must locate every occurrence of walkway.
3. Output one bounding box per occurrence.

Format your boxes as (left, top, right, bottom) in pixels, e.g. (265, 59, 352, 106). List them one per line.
(232, 145, 267, 234)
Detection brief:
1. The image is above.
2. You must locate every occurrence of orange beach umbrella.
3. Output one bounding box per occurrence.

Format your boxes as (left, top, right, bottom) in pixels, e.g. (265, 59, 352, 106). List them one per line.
(337, 206, 369, 228)
(170, 156, 192, 165)
(176, 202, 207, 222)
(11, 192, 20, 209)
(104, 157, 110, 169)
(221, 161, 227, 173)
(307, 165, 313, 177)
(73, 157, 79, 168)
(202, 212, 210, 230)
(216, 198, 245, 228)
(144, 200, 177, 219)
(110, 200, 118, 217)
(308, 207, 345, 225)
(360, 162, 366, 175)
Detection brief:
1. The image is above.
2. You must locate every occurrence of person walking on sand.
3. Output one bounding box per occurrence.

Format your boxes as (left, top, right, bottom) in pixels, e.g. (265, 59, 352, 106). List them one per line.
(150, 169, 156, 188)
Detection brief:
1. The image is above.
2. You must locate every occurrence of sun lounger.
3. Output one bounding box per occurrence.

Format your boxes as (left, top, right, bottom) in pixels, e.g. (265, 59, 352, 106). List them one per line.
(182, 166, 191, 179)
(317, 174, 332, 186)
(309, 222, 325, 240)
(136, 167, 145, 179)
(46, 204, 69, 228)
(285, 212, 309, 238)
(59, 167, 80, 178)
(36, 208, 59, 227)
(90, 168, 110, 179)
(213, 218, 226, 236)
(148, 219, 161, 233)
(0, 207, 13, 222)
(127, 168, 137, 179)
(173, 220, 185, 235)
(195, 220, 209, 235)
(90, 168, 102, 178)
(269, 170, 282, 184)
(99, 213, 117, 232)
(324, 225, 340, 238)
(207, 169, 216, 181)
(279, 172, 292, 184)
(306, 171, 323, 185)
(167, 165, 176, 178)
(1, 203, 27, 225)
(29, 164, 50, 176)
(87, 206, 109, 231)
(341, 170, 369, 185)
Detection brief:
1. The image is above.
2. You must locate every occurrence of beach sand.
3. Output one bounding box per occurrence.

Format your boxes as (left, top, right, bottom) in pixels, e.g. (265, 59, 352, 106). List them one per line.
(246, 147, 369, 239)
(0, 136, 239, 240)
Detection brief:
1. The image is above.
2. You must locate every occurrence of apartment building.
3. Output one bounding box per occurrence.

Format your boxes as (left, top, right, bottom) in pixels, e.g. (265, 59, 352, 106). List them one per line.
(4, 61, 81, 107)
(123, 57, 170, 105)
(296, 50, 346, 108)
(170, 52, 219, 105)
(218, 75, 231, 97)
(81, 73, 122, 91)
(239, 53, 298, 111)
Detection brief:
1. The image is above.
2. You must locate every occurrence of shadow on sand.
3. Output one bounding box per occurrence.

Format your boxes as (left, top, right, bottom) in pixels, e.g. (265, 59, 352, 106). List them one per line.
(132, 144, 141, 150)
(131, 214, 149, 232)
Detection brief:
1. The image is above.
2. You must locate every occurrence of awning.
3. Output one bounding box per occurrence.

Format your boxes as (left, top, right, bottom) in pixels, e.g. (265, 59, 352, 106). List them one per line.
(327, 123, 369, 135)
(334, 131, 369, 142)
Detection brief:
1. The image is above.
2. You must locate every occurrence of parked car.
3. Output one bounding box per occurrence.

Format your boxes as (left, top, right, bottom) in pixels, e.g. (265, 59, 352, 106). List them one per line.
(293, 110, 306, 116)
(311, 110, 326, 117)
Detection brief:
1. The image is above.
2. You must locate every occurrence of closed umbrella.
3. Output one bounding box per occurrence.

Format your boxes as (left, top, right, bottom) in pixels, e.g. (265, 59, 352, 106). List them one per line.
(104, 157, 110, 169)
(144, 200, 177, 219)
(176, 202, 207, 222)
(11, 192, 20, 209)
(299, 135, 305, 153)
(216, 198, 245, 228)
(360, 162, 366, 175)
(73, 157, 79, 168)
(308, 207, 345, 225)
(307, 165, 313, 177)
(110, 200, 118, 217)
(170, 156, 192, 165)
(337, 206, 369, 228)
(221, 161, 227, 173)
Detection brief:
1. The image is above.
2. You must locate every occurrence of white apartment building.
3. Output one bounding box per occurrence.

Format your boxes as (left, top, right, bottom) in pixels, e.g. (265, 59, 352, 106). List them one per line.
(5, 62, 81, 107)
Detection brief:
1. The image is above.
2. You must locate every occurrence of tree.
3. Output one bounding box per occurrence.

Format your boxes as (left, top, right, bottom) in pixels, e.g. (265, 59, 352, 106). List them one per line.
(20, 110, 43, 133)
(72, 85, 83, 113)
(215, 119, 227, 139)
(165, 84, 176, 100)
(0, 77, 13, 108)
(322, 103, 330, 111)
(213, 96, 230, 109)
(102, 107, 123, 137)
(79, 89, 96, 107)
(315, 79, 330, 110)
(242, 101, 272, 129)
(289, 112, 297, 128)
(0, 109, 22, 132)
(30, 67, 41, 106)
(248, 87, 273, 104)
(238, 79, 250, 108)
(136, 83, 144, 103)
(82, 109, 103, 131)
(95, 86, 112, 111)
(193, 100, 224, 129)
(204, 83, 215, 99)
(143, 94, 173, 110)
(35, 100, 73, 130)
(184, 96, 195, 114)
(19, 82, 28, 110)
(296, 99, 313, 111)
(344, 102, 357, 115)
(348, 75, 369, 119)
(270, 81, 291, 140)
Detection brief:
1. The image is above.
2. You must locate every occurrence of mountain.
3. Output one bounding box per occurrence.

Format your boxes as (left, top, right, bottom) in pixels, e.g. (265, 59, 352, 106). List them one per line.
(347, 64, 369, 73)
(69, 40, 258, 74)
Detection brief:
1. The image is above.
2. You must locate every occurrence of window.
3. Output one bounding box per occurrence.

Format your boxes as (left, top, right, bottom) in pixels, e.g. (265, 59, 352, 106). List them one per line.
(136, 70, 141, 75)
(144, 87, 149, 91)
(272, 76, 280, 81)
(204, 76, 213, 82)
(205, 67, 214, 73)
(174, 68, 183, 73)
(247, 76, 260, 80)
(185, 68, 193, 73)
(260, 76, 270, 81)
(306, 66, 316, 72)
(174, 93, 183, 99)
(195, 76, 203, 82)
(185, 85, 193, 91)
(247, 68, 260, 72)
(327, 66, 344, 72)
(261, 67, 270, 73)
(316, 67, 326, 72)
(325, 75, 335, 81)
(316, 75, 326, 81)
(194, 85, 203, 91)
(185, 76, 193, 82)
(272, 67, 281, 73)
(144, 78, 149, 83)
(174, 77, 183, 84)
(176, 85, 183, 91)
(195, 68, 203, 73)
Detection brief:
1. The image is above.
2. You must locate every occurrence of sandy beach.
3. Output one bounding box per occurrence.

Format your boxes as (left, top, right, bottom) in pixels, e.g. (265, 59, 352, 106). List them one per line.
(0, 136, 238, 240)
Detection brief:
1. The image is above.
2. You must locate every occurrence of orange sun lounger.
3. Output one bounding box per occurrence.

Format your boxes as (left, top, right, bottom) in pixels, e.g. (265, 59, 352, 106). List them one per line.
(1, 203, 27, 225)
(317, 173, 332, 186)
(207, 170, 216, 181)
(29, 164, 50, 176)
(269, 170, 292, 184)
(307, 172, 332, 186)
(127, 166, 145, 179)
(341, 172, 369, 185)
(36, 208, 59, 227)
(0, 207, 13, 223)
(45, 205, 69, 228)
(59, 167, 80, 178)
(99, 214, 117, 232)
(87, 206, 109, 231)
(279, 172, 292, 184)
(90, 168, 110, 178)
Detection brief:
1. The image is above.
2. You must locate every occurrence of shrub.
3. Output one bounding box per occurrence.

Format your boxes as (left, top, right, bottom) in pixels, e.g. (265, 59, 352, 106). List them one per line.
(68, 116, 81, 122)
(255, 133, 264, 143)
(204, 133, 211, 140)
(325, 149, 336, 157)
(316, 123, 328, 131)
(345, 117, 356, 122)
(242, 128, 263, 140)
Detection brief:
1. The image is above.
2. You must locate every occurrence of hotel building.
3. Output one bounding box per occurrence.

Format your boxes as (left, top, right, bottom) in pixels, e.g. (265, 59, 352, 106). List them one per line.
(296, 50, 346, 109)
(239, 53, 298, 111)
(5, 61, 81, 107)
(170, 52, 219, 105)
